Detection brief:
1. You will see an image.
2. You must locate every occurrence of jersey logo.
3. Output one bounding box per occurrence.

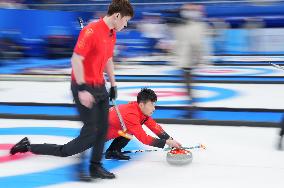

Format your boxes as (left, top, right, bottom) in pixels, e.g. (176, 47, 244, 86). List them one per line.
(78, 28, 94, 49)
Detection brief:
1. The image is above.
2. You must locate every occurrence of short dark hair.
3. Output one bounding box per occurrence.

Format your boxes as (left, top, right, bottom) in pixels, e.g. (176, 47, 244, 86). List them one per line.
(137, 88, 157, 103)
(107, 0, 134, 18)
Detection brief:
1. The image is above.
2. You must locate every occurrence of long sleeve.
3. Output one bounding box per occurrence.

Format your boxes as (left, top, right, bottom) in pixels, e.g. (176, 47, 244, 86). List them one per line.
(144, 117, 171, 140)
(125, 113, 167, 148)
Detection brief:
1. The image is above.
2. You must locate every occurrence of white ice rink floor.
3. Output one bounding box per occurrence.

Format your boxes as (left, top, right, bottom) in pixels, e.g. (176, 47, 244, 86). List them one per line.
(1, 119, 284, 188)
(1, 63, 284, 187)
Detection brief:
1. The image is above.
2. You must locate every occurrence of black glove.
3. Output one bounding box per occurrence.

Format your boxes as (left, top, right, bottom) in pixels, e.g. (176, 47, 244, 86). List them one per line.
(109, 86, 117, 100)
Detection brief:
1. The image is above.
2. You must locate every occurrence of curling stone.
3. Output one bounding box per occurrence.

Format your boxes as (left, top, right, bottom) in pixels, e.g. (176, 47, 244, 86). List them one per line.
(166, 148, 193, 165)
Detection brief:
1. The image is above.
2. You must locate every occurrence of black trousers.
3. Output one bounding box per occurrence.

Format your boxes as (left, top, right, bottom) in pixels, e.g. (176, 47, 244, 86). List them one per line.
(106, 136, 130, 151)
(183, 68, 193, 105)
(30, 83, 109, 164)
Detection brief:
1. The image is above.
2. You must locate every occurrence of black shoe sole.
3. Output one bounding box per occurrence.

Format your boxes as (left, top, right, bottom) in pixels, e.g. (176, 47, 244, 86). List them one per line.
(105, 157, 130, 161)
(90, 173, 115, 179)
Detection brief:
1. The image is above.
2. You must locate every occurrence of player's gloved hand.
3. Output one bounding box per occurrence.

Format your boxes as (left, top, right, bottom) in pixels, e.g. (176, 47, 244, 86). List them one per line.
(109, 86, 117, 100)
(166, 139, 182, 149)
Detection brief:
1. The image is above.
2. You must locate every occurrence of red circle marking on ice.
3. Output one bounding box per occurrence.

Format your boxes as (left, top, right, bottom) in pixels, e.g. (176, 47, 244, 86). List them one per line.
(129, 91, 187, 97)
(199, 69, 238, 74)
(0, 144, 33, 163)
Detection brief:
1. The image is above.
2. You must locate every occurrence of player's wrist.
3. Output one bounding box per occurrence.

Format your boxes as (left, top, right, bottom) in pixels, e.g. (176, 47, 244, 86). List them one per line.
(166, 139, 172, 145)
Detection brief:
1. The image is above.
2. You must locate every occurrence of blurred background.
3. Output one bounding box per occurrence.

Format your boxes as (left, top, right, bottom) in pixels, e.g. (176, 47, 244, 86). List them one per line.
(2, 0, 284, 61)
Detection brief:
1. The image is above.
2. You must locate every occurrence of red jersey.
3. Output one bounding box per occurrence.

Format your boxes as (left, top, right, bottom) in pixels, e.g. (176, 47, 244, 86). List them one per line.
(106, 102, 171, 148)
(71, 18, 116, 86)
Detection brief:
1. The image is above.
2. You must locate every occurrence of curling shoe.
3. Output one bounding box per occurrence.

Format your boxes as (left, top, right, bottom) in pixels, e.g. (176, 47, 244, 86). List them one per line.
(90, 163, 115, 179)
(105, 150, 130, 160)
(10, 137, 31, 155)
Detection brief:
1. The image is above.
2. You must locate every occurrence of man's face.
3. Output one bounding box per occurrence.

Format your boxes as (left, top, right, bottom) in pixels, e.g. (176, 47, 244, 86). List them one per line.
(114, 13, 131, 31)
(139, 101, 156, 116)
